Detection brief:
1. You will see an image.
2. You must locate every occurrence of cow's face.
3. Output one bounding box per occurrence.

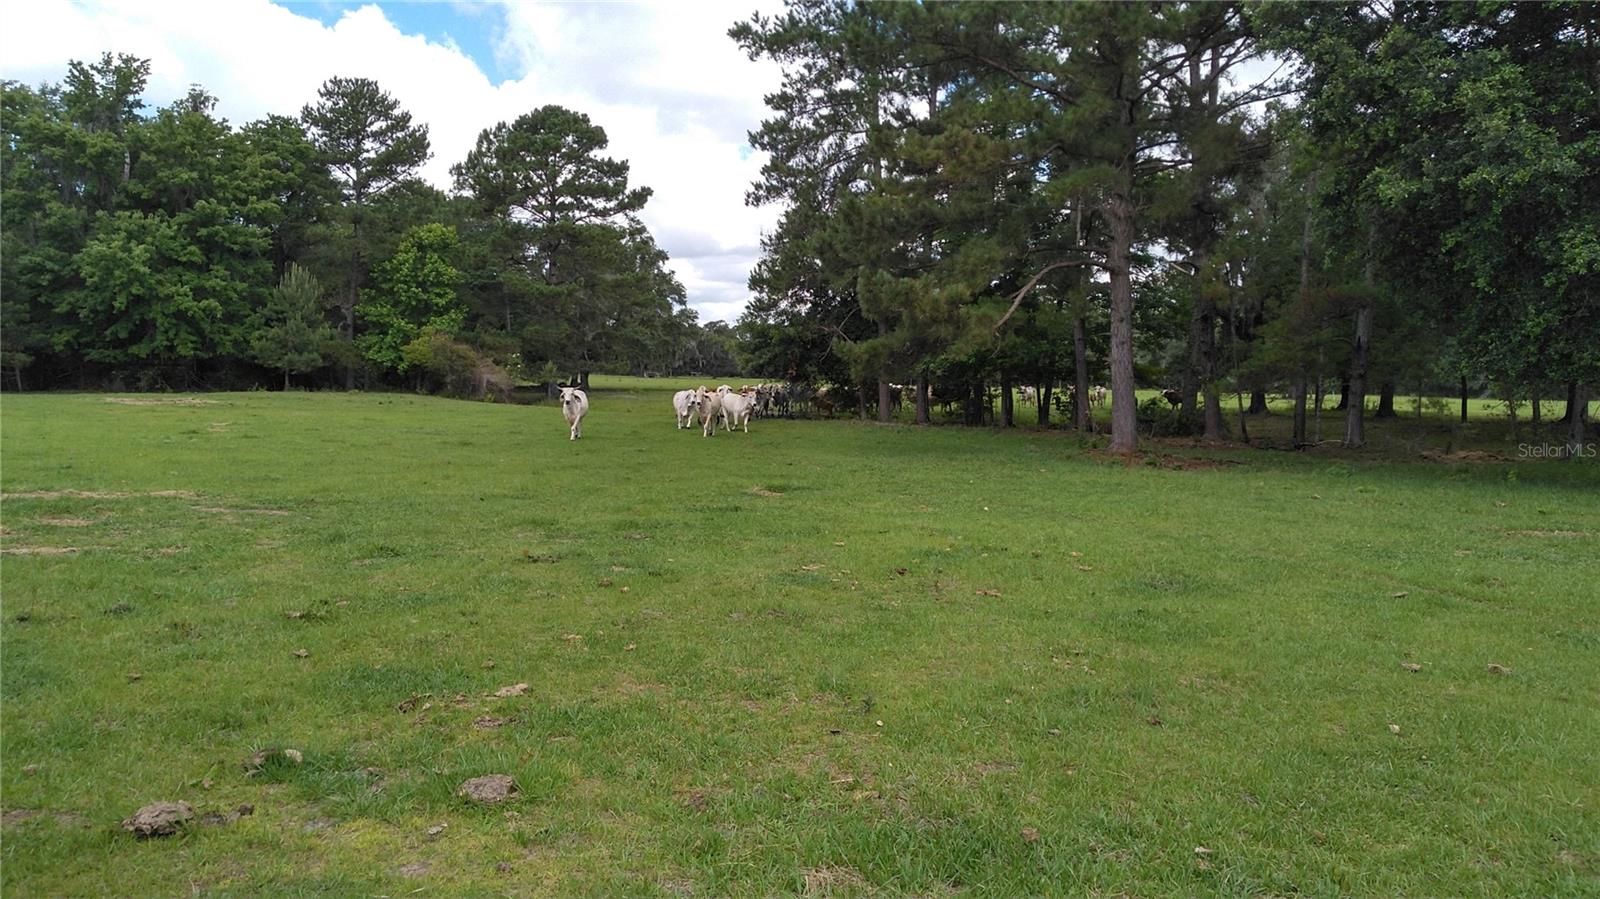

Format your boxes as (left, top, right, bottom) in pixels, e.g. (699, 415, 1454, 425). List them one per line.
(688, 392, 701, 408)
(560, 387, 580, 408)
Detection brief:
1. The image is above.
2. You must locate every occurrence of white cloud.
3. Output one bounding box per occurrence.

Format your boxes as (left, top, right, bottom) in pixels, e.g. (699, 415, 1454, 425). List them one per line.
(0, 0, 784, 322)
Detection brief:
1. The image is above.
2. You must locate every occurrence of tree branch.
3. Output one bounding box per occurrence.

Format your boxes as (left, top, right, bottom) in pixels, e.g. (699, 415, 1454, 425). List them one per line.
(994, 258, 1093, 331)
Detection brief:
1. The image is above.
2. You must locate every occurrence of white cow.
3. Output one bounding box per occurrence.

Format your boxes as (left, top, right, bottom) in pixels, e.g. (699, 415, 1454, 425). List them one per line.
(559, 386, 588, 440)
(1091, 385, 1107, 407)
(698, 386, 724, 437)
(721, 389, 757, 433)
(673, 389, 701, 429)
(1019, 385, 1038, 404)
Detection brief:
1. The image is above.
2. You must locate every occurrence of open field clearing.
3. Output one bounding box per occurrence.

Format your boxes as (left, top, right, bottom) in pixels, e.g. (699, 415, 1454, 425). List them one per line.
(3, 385, 1598, 896)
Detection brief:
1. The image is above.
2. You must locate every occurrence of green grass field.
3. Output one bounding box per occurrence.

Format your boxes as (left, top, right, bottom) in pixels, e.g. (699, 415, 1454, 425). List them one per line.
(3, 382, 1598, 896)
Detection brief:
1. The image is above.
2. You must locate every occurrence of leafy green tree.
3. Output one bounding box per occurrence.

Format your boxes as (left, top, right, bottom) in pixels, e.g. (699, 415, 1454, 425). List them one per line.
(359, 223, 465, 375)
(239, 114, 336, 278)
(301, 77, 430, 386)
(1263, 1, 1598, 450)
(2, 56, 153, 386)
(253, 263, 336, 388)
(51, 88, 270, 385)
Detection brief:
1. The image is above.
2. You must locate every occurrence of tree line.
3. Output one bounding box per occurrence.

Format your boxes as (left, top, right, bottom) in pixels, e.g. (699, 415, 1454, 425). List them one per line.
(730, 0, 1598, 452)
(2, 55, 740, 395)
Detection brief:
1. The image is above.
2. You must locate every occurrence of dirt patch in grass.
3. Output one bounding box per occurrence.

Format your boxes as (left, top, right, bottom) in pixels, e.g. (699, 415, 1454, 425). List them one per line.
(1420, 450, 1513, 463)
(35, 517, 99, 527)
(0, 546, 79, 556)
(193, 506, 291, 516)
(802, 866, 869, 895)
(1088, 451, 1243, 470)
(748, 486, 785, 497)
(102, 397, 220, 406)
(974, 761, 1019, 776)
(1, 809, 92, 829)
(613, 676, 668, 698)
(1506, 529, 1590, 538)
(2, 489, 199, 500)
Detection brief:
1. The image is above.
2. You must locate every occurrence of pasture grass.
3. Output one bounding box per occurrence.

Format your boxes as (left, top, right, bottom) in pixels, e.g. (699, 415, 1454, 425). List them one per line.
(2, 382, 1597, 896)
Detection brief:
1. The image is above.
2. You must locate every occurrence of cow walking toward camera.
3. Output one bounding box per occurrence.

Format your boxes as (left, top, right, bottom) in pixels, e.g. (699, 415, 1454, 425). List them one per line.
(673, 389, 700, 429)
(721, 387, 757, 433)
(559, 386, 589, 440)
(699, 386, 724, 437)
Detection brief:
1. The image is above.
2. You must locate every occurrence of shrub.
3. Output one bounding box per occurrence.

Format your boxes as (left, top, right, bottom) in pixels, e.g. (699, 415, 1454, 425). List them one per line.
(402, 328, 514, 401)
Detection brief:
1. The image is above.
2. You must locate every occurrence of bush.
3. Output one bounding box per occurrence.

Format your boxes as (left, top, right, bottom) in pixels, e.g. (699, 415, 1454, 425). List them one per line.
(401, 328, 514, 401)
(1137, 395, 1198, 438)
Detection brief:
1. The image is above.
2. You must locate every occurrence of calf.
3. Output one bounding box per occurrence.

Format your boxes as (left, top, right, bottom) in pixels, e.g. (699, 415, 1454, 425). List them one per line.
(1162, 388, 1182, 409)
(559, 386, 589, 440)
(673, 389, 700, 429)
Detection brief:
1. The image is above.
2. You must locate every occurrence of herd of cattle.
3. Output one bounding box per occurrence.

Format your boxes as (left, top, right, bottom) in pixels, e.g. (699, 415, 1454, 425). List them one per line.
(557, 382, 1121, 440)
(673, 384, 782, 437)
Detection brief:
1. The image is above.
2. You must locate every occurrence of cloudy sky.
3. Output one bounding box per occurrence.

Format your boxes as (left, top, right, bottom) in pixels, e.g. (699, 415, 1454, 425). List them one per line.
(1, 0, 785, 323)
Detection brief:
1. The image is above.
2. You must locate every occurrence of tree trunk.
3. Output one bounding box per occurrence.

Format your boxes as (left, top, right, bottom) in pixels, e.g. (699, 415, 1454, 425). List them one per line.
(1073, 315, 1090, 432)
(1000, 371, 1014, 427)
(1559, 380, 1579, 423)
(1336, 378, 1350, 411)
(1570, 383, 1590, 455)
(284, 369, 291, 391)
(1235, 387, 1250, 444)
(1203, 382, 1224, 442)
(1531, 391, 1541, 425)
(858, 382, 869, 420)
(1181, 300, 1202, 425)
(1344, 304, 1370, 448)
(1314, 375, 1325, 444)
(343, 210, 362, 391)
(1292, 379, 1308, 447)
(915, 374, 930, 425)
(877, 320, 892, 423)
(1106, 188, 1138, 453)
(1506, 386, 1520, 443)
(579, 371, 590, 391)
(1039, 382, 1052, 427)
(1248, 389, 1268, 415)
(342, 301, 356, 390)
(1461, 376, 1470, 423)
(1375, 380, 1397, 418)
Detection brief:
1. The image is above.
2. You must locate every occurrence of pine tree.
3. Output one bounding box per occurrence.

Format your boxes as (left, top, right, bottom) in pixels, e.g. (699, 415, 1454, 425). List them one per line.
(252, 264, 336, 389)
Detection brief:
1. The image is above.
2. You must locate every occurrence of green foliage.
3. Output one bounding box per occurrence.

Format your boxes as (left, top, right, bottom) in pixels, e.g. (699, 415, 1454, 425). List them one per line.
(252, 264, 336, 386)
(452, 106, 688, 378)
(358, 223, 464, 374)
(1261, 1, 1600, 392)
(400, 327, 513, 400)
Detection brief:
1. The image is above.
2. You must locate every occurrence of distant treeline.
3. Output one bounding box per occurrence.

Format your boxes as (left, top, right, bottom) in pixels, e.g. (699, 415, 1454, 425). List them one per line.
(729, 1, 1597, 451)
(1, 55, 739, 396)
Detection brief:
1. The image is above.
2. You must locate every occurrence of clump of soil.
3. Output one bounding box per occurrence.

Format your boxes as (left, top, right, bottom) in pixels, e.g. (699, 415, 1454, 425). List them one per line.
(122, 801, 193, 837)
(456, 774, 518, 804)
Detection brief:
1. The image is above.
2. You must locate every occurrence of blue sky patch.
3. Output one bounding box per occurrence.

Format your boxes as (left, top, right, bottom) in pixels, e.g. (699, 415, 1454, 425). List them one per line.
(276, 1, 513, 83)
